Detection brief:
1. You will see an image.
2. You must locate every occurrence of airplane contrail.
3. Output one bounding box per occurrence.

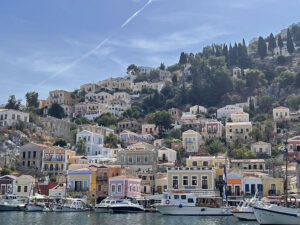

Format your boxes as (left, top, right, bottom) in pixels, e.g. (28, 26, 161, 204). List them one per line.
(38, 0, 153, 87)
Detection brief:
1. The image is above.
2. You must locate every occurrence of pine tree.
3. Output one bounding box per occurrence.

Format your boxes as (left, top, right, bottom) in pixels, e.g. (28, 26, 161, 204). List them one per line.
(287, 29, 295, 54)
(179, 52, 188, 64)
(278, 35, 283, 55)
(257, 36, 267, 59)
(268, 33, 276, 55)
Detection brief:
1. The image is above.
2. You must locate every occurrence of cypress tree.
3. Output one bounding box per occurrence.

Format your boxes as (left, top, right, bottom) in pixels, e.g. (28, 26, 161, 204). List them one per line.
(278, 35, 283, 55)
(228, 44, 233, 66)
(222, 44, 229, 65)
(179, 52, 188, 64)
(287, 29, 295, 54)
(257, 36, 267, 59)
(268, 33, 276, 55)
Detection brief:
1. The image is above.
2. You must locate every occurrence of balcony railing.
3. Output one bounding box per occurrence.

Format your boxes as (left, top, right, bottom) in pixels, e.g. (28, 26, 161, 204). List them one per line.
(96, 176, 108, 181)
(43, 158, 65, 162)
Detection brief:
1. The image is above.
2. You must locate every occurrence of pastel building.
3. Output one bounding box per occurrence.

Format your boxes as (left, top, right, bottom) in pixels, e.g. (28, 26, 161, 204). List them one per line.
(142, 124, 158, 136)
(190, 105, 207, 115)
(68, 168, 93, 193)
(119, 130, 139, 146)
(0, 175, 16, 195)
(231, 112, 249, 122)
(15, 175, 34, 197)
(182, 130, 201, 153)
(157, 147, 177, 165)
(108, 175, 141, 198)
(204, 120, 223, 138)
(46, 90, 72, 106)
(226, 172, 243, 196)
(243, 176, 263, 196)
(225, 122, 252, 142)
(288, 136, 300, 152)
(0, 109, 29, 127)
(251, 141, 272, 155)
(42, 146, 69, 175)
(217, 105, 243, 119)
(273, 106, 290, 122)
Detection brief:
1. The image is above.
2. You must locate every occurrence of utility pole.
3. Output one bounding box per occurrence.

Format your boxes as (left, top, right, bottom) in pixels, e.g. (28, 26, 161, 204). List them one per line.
(284, 136, 288, 207)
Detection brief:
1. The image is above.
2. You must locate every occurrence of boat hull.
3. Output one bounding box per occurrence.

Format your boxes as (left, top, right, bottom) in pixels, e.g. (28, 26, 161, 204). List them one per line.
(232, 211, 256, 221)
(26, 204, 45, 212)
(0, 204, 25, 211)
(52, 205, 85, 212)
(155, 205, 232, 216)
(94, 207, 110, 213)
(253, 206, 300, 225)
(110, 206, 145, 213)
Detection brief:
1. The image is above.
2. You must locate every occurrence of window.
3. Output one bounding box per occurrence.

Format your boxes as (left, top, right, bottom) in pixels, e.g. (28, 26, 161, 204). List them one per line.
(202, 176, 208, 189)
(181, 195, 186, 200)
(98, 185, 101, 191)
(187, 198, 194, 203)
(203, 161, 208, 167)
(117, 184, 122, 193)
(192, 161, 197, 167)
(259, 148, 263, 153)
(28, 152, 31, 158)
(33, 151, 36, 158)
(17, 185, 21, 192)
(27, 161, 30, 167)
(174, 195, 179, 199)
(22, 152, 26, 159)
(24, 186, 28, 192)
(229, 128, 232, 132)
(136, 155, 141, 163)
(172, 176, 178, 189)
(254, 147, 256, 153)
(111, 184, 116, 193)
(144, 155, 148, 163)
(133, 185, 136, 192)
(129, 156, 133, 163)
(183, 176, 189, 186)
(129, 184, 132, 192)
(270, 184, 276, 191)
(121, 156, 125, 164)
(259, 164, 263, 170)
(192, 176, 197, 186)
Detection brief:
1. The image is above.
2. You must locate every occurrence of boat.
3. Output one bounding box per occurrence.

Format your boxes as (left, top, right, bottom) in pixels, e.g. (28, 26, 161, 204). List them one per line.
(253, 202, 300, 225)
(51, 198, 87, 212)
(231, 196, 259, 221)
(109, 198, 145, 213)
(94, 198, 122, 213)
(25, 194, 48, 212)
(155, 191, 232, 216)
(0, 195, 28, 211)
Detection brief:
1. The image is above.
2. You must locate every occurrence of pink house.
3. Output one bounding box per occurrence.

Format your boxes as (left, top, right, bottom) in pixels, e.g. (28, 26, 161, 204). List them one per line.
(204, 120, 223, 137)
(75, 102, 88, 116)
(287, 136, 300, 161)
(108, 175, 141, 198)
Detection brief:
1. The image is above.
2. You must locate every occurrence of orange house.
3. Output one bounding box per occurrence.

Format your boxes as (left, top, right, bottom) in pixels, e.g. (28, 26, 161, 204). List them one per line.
(226, 172, 243, 196)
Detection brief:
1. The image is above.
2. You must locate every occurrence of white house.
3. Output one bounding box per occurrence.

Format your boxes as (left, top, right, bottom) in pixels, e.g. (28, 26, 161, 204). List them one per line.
(0, 109, 29, 127)
(217, 105, 243, 119)
(138, 66, 154, 74)
(76, 130, 111, 157)
(158, 147, 177, 165)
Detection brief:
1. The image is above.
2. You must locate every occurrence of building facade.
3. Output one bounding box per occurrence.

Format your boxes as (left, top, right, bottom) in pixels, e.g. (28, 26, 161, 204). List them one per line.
(0, 109, 29, 127)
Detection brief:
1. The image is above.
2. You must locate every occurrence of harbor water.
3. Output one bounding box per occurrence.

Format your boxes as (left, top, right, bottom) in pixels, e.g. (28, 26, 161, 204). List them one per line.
(0, 212, 259, 225)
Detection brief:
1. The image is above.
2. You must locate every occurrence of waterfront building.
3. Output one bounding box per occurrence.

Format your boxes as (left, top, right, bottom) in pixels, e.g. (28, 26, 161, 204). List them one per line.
(14, 175, 34, 197)
(108, 175, 141, 198)
(0, 175, 16, 195)
(68, 168, 93, 193)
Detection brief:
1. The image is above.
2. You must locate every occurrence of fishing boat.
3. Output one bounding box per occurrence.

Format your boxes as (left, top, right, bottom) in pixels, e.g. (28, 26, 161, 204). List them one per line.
(231, 195, 259, 221)
(94, 198, 122, 213)
(155, 191, 232, 216)
(26, 194, 47, 212)
(0, 195, 28, 211)
(109, 198, 145, 213)
(51, 198, 87, 212)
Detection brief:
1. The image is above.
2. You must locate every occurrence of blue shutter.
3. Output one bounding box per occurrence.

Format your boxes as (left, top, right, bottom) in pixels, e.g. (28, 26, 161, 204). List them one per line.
(245, 184, 249, 192)
(83, 180, 88, 188)
(70, 181, 74, 188)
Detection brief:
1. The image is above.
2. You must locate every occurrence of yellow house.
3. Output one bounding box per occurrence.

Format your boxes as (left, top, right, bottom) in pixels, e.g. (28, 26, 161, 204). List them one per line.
(167, 167, 215, 191)
(231, 112, 249, 122)
(46, 90, 73, 106)
(42, 146, 69, 175)
(225, 122, 252, 142)
(155, 177, 167, 194)
(261, 176, 284, 196)
(68, 168, 92, 192)
(15, 175, 34, 197)
(273, 106, 290, 122)
(186, 156, 214, 168)
(251, 141, 272, 155)
(182, 130, 201, 153)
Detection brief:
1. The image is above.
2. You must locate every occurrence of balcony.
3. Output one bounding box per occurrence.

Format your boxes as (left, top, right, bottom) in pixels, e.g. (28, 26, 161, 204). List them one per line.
(96, 176, 108, 181)
(43, 158, 65, 162)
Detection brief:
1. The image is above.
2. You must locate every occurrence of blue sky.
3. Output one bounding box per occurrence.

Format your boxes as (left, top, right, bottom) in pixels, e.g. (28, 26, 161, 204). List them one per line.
(0, 0, 300, 104)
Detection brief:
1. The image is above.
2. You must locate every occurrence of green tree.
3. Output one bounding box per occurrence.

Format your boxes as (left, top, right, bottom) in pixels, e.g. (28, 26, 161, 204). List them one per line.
(295, 72, 300, 87)
(268, 33, 277, 55)
(276, 71, 296, 88)
(288, 95, 300, 110)
(95, 113, 117, 127)
(5, 95, 21, 110)
(127, 64, 138, 73)
(264, 120, 274, 142)
(179, 52, 187, 64)
(104, 133, 118, 148)
(257, 36, 267, 59)
(53, 138, 68, 147)
(74, 115, 92, 125)
(146, 110, 174, 134)
(205, 138, 227, 155)
(172, 74, 178, 85)
(76, 139, 86, 155)
(277, 35, 283, 55)
(25, 92, 39, 108)
(48, 103, 65, 119)
(1, 166, 11, 176)
(249, 123, 263, 142)
(287, 29, 295, 54)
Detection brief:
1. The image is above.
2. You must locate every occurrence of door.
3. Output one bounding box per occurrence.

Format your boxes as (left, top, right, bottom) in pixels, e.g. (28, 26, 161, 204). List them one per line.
(162, 154, 166, 161)
(1, 185, 6, 195)
(235, 185, 240, 196)
(251, 184, 256, 195)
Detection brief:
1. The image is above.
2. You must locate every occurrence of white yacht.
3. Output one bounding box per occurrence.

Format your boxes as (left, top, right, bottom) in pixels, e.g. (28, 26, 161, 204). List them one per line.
(94, 198, 122, 213)
(26, 194, 47, 212)
(51, 198, 87, 212)
(109, 198, 145, 213)
(232, 196, 259, 221)
(0, 195, 28, 211)
(253, 201, 300, 225)
(155, 191, 232, 216)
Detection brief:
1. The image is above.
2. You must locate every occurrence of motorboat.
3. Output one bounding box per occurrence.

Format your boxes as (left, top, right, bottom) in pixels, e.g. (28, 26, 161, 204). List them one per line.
(109, 198, 145, 213)
(155, 191, 232, 216)
(253, 201, 300, 225)
(51, 198, 87, 212)
(94, 198, 122, 213)
(0, 195, 28, 211)
(232, 195, 259, 220)
(25, 194, 47, 212)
